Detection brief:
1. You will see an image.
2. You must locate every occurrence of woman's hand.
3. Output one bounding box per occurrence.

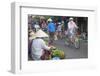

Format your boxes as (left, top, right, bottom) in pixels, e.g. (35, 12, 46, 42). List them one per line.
(50, 46, 56, 50)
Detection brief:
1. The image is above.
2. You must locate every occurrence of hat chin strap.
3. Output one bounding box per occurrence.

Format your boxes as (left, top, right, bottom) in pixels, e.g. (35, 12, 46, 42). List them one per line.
(36, 37, 43, 38)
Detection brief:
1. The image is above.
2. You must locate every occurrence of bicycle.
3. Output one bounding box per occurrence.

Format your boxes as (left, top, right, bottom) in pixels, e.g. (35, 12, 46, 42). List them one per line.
(65, 29, 80, 49)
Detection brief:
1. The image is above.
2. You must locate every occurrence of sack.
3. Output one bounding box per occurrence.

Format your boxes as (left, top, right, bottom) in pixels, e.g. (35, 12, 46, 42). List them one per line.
(41, 50, 52, 60)
(52, 57, 60, 60)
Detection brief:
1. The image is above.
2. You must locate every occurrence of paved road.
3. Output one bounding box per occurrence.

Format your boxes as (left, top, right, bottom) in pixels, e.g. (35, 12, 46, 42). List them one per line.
(53, 39, 88, 59)
(28, 38, 88, 60)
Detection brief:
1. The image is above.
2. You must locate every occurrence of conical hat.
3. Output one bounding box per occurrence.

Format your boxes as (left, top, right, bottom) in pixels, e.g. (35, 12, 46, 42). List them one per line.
(29, 35, 36, 40)
(29, 31, 35, 36)
(40, 16, 45, 19)
(28, 29, 33, 33)
(29, 31, 36, 40)
(35, 29, 49, 38)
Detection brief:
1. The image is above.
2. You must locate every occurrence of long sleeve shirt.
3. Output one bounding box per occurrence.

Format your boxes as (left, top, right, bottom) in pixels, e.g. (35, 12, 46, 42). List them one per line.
(68, 21, 78, 30)
(31, 38, 50, 60)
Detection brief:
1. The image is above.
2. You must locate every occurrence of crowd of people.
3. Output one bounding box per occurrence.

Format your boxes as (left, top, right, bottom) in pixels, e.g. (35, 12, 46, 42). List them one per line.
(28, 16, 79, 60)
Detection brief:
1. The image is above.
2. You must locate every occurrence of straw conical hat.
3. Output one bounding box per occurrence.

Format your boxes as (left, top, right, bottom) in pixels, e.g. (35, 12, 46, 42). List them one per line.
(29, 31, 36, 40)
(29, 35, 36, 40)
(28, 29, 33, 33)
(29, 31, 35, 36)
(40, 16, 45, 19)
(35, 29, 49, 38)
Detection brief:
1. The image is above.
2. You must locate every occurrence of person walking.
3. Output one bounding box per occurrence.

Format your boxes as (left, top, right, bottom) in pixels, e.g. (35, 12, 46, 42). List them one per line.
(47, 18, 56, 45)
(56, 22, 62, 39)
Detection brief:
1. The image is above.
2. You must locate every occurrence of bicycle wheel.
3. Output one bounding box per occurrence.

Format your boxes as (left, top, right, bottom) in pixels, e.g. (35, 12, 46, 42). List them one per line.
(74, 37, 80, 49)
(64, 37, 70, 46)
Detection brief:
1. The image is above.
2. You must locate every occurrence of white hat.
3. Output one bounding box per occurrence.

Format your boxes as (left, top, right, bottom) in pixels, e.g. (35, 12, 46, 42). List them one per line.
(58, 22, 61, 25)
(35, 29, 49, 38)
(32, 16, 35, 18)
(47, 18, 52, 22)
(61, 21, 64, 24)
(69, 18, 73, 20)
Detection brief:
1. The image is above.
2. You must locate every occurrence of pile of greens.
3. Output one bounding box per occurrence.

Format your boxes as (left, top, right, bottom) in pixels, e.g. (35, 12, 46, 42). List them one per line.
(52, 48, 65, 59)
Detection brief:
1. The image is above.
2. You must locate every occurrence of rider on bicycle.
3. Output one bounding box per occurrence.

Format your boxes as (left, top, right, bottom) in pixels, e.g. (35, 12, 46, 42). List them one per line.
(67, 18, 78, 43)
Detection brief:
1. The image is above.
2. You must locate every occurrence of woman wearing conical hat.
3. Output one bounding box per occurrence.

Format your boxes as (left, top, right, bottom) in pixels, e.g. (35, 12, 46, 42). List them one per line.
(31, 29, 52, 60)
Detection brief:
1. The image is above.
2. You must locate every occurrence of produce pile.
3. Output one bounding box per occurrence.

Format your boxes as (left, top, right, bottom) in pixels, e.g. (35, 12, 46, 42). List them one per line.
(44, 39, 65, 60)
(52, 48, 65, 59)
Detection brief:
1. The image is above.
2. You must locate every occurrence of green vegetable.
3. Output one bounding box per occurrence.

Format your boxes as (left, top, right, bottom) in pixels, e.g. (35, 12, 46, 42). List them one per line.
(52, 49, 65, 59)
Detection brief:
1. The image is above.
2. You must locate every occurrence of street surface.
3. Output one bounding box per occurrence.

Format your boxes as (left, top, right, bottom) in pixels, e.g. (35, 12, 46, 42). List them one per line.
(53, 39, 88, 59)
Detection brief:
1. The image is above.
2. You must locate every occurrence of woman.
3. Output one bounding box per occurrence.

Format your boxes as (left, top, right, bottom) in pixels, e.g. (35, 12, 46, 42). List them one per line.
(56, 22, 62, 39)
(31, 29, 52, 60)
(41, 20, 47, 32)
